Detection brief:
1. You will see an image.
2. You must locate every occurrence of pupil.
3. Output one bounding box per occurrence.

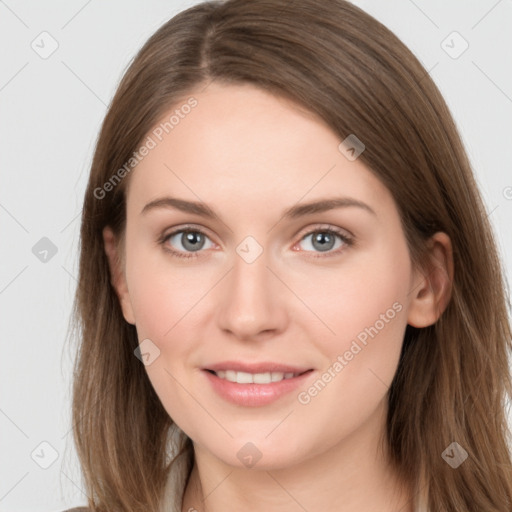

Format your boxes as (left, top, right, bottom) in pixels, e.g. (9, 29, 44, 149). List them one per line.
(183, 232, 204, 252)
(313, 232, 334, 252)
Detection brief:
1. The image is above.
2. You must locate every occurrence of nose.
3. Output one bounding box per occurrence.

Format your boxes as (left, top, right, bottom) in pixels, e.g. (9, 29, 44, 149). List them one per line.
(216, 247, 289, 342)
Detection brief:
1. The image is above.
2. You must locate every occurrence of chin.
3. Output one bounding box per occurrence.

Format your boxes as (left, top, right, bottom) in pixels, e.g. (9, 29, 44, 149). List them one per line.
(200, 437, 309, 471)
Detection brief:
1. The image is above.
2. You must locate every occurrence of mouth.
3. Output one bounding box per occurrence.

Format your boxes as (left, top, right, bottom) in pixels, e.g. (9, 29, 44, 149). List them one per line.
(202, 362, 314, 407)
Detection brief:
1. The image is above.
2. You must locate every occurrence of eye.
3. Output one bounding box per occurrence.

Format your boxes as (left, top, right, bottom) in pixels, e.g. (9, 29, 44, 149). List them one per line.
(294, 226, 353, 257)
(159, 226, 215, 259)
(159, 224, 354, 260)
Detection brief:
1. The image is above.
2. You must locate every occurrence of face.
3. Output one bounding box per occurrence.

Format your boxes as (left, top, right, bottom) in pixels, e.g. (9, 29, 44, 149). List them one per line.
(106, 82, 426, 470)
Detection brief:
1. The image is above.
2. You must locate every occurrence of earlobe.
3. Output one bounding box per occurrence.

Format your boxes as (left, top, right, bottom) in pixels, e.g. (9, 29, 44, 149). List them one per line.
(407, 232, 454, 328)
(102, 226, 136, 325)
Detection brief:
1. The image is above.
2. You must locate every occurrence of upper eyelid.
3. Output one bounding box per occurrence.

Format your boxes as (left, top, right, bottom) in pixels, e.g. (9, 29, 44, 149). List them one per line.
(296, 223, 353, 239)
(162, 224, 216, 243)
(162, 223, 352, 237)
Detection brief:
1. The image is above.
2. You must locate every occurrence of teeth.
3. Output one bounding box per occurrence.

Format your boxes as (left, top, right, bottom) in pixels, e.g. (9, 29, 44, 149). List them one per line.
(214, 370, 299, 384)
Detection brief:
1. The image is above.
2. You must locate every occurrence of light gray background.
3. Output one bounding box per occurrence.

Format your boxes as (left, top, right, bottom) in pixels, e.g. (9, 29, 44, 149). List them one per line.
(1, 1, 511, 511)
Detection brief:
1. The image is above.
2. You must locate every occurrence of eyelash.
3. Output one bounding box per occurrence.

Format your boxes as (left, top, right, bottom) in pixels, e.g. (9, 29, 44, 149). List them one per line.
(158, 224, 354, 260)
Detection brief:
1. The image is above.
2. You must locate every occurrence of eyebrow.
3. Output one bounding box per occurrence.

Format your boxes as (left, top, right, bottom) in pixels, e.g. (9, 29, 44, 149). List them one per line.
(140, 196, 376, 219)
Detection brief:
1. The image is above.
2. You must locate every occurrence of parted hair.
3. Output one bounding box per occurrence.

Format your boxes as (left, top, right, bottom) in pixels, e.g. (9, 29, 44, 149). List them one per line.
(69, 1, 512, 510)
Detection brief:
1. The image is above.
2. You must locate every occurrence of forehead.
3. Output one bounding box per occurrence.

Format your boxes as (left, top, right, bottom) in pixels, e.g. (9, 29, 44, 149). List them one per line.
(126, 83, 391, 219)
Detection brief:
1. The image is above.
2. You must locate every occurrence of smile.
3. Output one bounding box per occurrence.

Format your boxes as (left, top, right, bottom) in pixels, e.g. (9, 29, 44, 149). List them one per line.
(203, 366, 314, 407)
(209, 370, 302, 384)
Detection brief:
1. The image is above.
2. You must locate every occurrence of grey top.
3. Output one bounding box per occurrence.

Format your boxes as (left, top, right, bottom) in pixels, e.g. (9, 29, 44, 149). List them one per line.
(160, 445, 191, 512)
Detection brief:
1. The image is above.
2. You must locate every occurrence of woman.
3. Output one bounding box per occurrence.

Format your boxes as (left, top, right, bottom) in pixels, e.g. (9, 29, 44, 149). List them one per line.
(67, 0, 512, 510)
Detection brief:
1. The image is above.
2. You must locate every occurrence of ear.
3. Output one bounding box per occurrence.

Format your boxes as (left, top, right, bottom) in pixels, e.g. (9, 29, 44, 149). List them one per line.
(407, 232, 454, 328)
(102, 226, 136, 325)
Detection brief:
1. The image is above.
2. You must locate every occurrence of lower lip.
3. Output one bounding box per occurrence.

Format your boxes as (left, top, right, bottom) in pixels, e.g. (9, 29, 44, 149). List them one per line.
(203, 370, 314, 407)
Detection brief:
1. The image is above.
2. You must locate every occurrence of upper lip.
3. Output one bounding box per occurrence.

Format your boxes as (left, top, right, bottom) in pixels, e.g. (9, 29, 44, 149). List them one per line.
(204, 361, 313, 374)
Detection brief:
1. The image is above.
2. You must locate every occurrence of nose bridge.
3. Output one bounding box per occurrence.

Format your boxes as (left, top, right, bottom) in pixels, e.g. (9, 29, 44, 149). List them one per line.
(231, 246, 270, 301)
(216, 238, 288, 339)
(230, 232, 274, 298)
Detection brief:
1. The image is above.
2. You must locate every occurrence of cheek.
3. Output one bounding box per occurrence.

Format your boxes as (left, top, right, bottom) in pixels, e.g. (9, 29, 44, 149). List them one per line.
(305, 238, 412, 352)
(126, 242, 210, 342)
(290, 287, 409, 457)
(124, 245, 218, 391)
(125, 253, 207, 432)
(298, 237, 412, 412)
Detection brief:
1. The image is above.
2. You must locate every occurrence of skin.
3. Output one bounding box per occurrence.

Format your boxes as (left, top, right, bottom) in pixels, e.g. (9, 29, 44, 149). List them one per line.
(103, 82, 453, 512)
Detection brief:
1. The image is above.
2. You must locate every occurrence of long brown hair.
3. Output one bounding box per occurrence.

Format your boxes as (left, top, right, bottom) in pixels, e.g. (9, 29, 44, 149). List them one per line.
(69, 0, 512, 510)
